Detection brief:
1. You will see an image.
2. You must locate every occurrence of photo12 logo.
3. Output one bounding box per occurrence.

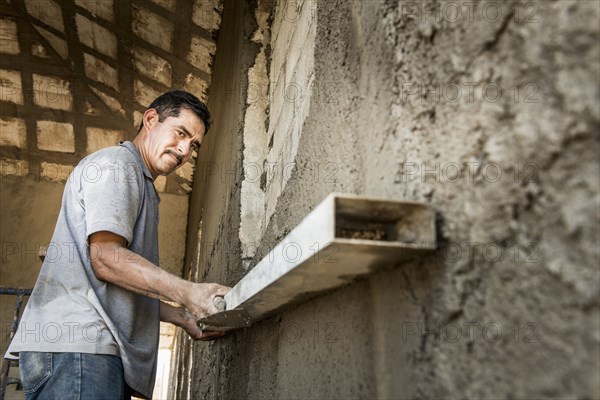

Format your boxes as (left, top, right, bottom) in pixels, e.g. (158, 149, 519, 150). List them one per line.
(400, 82, 540, 105)
(396, 161, 539, 184)
(401, 321, 540, 344)
(399, 2, 539, 25)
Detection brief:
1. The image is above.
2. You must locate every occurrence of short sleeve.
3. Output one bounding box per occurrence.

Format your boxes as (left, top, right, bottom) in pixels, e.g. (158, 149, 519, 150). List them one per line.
(82, 156, 145, 245)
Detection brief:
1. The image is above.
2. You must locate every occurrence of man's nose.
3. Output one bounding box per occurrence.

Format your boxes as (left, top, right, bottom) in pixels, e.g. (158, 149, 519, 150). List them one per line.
(177, 141, 191, 157)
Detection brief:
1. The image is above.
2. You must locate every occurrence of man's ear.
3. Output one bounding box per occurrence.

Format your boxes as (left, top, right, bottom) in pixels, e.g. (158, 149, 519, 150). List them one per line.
(143, 108, 158, 132)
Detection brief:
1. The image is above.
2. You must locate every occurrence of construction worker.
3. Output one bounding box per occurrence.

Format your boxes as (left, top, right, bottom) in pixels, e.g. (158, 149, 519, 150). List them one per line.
(5, 90, 230, 399)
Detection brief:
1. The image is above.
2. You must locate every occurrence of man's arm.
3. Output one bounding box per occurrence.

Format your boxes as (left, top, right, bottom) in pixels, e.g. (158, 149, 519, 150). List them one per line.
(89, 230, 229, 319)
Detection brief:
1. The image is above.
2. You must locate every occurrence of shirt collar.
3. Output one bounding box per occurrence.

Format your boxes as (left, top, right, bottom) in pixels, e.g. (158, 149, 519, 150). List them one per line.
(119, 141, 154, 180)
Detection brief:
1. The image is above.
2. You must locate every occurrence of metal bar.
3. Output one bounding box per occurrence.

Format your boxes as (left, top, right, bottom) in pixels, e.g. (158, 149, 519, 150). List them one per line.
(11, 294, 25, 342)
(200, 193, 436, 329)
(0, 287, 33, 296)
(0, 287, 32, 399)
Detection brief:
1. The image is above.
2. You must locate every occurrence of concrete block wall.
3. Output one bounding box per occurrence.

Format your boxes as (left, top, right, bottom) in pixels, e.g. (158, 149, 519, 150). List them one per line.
(238, 0, 317, 267)
(174, 0, 599, 399)
(264, 0, 316, 215)
(1, 0, 222, 193)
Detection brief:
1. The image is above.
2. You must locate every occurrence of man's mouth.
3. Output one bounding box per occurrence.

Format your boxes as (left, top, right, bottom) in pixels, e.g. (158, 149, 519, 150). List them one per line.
(165, 150, 182, 166)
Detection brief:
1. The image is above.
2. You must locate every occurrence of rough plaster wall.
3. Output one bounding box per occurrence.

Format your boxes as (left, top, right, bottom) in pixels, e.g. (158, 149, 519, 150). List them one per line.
(174, 0, 255, 398)
(176, 0, 599, 399)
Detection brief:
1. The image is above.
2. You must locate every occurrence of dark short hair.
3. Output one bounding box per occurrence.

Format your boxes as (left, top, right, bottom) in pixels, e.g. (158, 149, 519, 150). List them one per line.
(138, 90, 211, 134)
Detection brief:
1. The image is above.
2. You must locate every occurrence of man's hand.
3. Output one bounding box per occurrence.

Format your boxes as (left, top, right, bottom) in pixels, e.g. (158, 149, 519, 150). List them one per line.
(180, 282, 230, 320)
(89, 231, 232, 340)
(160, 302, 227, 341)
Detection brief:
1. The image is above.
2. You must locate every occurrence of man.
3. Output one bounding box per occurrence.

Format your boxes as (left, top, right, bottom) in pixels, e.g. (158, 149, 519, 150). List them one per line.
(5, 90, 230, 399)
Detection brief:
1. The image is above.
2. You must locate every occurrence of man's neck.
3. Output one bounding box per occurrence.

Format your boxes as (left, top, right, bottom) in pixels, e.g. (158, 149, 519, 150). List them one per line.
(132, 133, 158, 181)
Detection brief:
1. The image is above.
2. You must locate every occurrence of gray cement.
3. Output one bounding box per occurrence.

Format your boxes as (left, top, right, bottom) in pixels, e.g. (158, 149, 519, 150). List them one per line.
(173, 0, 599, 399)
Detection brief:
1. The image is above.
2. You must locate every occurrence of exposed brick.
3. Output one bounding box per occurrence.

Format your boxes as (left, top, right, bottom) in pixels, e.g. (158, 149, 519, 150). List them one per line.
(268, 66, 287, 137)
(86, 127, 124, 154)
(36, 120, 75, 153)
(132, 5, 174, 52)
(239, 180, 265, 260)
(132, 46, 172, 87)
(270, 5, 297, 83)
(25, 0, 64, 33)
(0, 118, 27, 148)
(40, 162, 73, 182)
(75, 0, 115, 22)
(187, 35, 216, 74)
(32, 74, 72, 111)
(184, 73, 209, 102)
(134, 79, 162, 108)
(75, 13, 117, 58)
(192, 0, 223, 33)
(290, 45, 315, 97)
(0, 159, 28, 177)
(0, 18, 20, 55)
(257, 0, 317, 231)
(133, 110, 144, 129)
(84, 53, 119, 90)
(285, 1, 315, 87)
(0, 69, 24, 105)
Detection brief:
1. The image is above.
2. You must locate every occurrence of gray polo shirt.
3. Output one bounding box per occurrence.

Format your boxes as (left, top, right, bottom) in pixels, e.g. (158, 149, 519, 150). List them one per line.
(7, 141, 161, 399)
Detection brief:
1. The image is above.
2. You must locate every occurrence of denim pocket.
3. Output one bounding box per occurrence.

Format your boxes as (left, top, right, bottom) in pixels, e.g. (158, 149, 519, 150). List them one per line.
(19, 352, 52, 395)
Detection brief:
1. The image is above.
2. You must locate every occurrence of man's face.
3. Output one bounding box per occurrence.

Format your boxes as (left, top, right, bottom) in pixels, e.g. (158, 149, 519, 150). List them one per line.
(142, 108, 205, 179)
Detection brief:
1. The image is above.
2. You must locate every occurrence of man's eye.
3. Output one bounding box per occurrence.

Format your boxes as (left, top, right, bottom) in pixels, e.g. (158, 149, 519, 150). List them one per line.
(177, 131, 185, 137)
(191, 143, 199, 151)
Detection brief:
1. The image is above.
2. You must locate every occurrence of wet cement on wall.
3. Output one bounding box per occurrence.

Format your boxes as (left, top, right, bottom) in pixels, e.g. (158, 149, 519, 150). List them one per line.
(173, 0, 257, 398)
(176, 0, 599, 398)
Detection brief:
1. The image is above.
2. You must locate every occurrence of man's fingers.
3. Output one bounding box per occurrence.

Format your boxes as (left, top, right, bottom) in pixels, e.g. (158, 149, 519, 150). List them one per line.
(218, 285, 231, 294)
(186, 283, 232, 318)
(189, 321, 226, 341)
(212, 285, 231, 297)
(198, 331, 226, 341)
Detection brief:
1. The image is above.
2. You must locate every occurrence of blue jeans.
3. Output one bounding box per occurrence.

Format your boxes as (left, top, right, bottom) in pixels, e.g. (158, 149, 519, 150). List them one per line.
(19, 352, 125, 400)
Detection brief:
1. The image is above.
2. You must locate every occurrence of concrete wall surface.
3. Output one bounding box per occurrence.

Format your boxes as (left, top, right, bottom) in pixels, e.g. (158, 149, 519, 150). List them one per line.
(177, 0, 597, 399)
